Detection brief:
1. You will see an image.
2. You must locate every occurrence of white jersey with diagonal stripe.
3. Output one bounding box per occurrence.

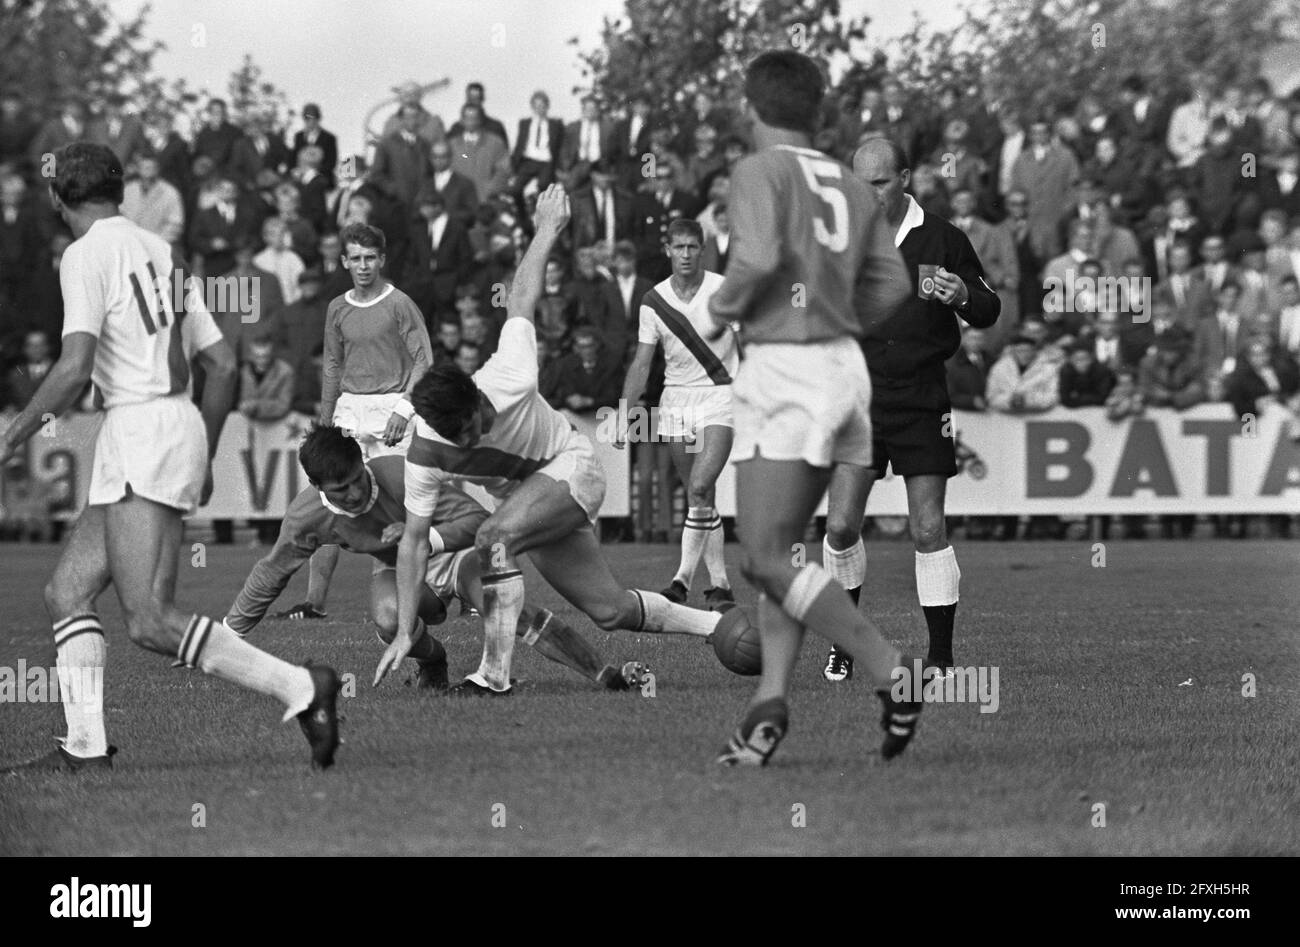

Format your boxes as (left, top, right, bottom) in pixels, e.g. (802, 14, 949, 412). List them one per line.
(404, 318, 583, 518)
(61, 215, 220, 408)
(637, 271, 736, 387)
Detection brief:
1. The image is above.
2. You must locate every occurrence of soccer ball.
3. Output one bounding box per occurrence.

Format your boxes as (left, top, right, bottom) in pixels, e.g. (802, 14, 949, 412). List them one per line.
(711, 605, 761, 676)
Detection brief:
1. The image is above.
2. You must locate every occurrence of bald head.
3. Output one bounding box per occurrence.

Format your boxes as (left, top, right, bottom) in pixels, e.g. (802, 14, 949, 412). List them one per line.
(852, 138, 910, 224)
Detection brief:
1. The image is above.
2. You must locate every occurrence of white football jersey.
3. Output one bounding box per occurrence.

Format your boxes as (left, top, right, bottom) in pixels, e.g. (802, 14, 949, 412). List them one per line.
(638, 270, 737, 388)
(61, 215, 221, 409)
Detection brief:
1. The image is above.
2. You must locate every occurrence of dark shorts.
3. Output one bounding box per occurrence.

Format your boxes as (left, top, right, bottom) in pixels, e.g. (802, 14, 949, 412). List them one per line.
(868, 379, 958, 480)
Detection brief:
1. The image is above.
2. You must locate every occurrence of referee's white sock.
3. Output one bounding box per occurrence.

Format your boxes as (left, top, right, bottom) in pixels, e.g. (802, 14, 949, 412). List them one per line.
(177, 616, 315, 722)
(53, 614, 108, 758)
(475, 569, 524, 691)
(915, 547, 960, 607)
(822, 536, 866, 590)
(633, 590, 719, 637)
(673, 506, 714, 588)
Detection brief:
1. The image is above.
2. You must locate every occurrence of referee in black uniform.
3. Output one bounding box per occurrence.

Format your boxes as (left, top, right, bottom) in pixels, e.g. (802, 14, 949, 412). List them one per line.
(821, 137, 1000, 682)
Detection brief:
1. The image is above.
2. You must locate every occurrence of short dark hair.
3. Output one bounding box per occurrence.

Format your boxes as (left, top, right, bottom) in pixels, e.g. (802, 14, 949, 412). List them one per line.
(339, 222, 386, 253)
(298, 423, 363, 485)
(50, 142, 124, 207)
(467, 82, 485, 95)
(208, 98, 227, 111)
(743, 50, 824, 134)
(411, 363, 480, 441)
(666, 218, 703, 243)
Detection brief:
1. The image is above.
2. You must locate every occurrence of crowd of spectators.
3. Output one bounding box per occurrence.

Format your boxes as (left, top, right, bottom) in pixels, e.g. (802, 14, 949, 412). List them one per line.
(3, 61, 1300, 539)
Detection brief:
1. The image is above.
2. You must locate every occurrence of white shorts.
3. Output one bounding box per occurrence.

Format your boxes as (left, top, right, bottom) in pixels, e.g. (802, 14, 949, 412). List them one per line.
(536, 434, 606, 523)
(373, 547, 473, 603)
(89, 394, 208, 513)
(658, 385, 734, 439)
(731, 338, 873, 468)
(334, 392, 410, 460)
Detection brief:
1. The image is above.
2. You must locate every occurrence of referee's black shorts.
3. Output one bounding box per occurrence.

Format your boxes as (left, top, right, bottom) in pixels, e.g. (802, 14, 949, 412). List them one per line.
(868, 375, 958, 480)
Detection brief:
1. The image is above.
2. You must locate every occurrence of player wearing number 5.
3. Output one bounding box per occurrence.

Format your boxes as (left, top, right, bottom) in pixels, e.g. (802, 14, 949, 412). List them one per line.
(708, 52, 919, 766)
(820, 138, 1000, 684)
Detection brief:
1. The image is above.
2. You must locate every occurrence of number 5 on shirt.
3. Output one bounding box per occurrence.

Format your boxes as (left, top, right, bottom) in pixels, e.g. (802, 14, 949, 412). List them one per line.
(795, 154, 848, 253)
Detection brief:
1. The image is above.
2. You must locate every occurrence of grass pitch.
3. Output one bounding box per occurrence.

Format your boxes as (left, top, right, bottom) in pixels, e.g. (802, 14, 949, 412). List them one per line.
(1, 536, 1297, 855)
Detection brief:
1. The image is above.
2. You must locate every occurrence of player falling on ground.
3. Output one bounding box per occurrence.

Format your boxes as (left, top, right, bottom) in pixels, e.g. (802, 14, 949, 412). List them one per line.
(374, 183, 723, 696)
(618, 218, 736, 610)
(225, 424, 646, 691)
(0, 143, 339, 772)
(707, 52, 919, 766)
(280, 222, 433, 622)
(820, 139, 1000, 682)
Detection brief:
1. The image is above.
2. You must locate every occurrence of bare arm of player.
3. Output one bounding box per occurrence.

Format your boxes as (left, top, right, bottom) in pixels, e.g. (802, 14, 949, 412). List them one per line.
(615, 341, 656, 449)
(0, 332, 97, 466)
(373, 512, 434, 686)
(505, 184, 571, 325)
(193, 338, 238, 505)
(319, 307, 342, 424)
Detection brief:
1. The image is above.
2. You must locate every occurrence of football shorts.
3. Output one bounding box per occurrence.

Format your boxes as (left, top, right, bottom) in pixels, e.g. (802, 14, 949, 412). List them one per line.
(536, 434, 607, 524)
(868, 380, 958, 479)
(731, 338, 873, 468)
(372, 547, 474, 604)
(334, 391, 411, 460)
(89, 393, 208, 514)
(658, 384, 734, 439)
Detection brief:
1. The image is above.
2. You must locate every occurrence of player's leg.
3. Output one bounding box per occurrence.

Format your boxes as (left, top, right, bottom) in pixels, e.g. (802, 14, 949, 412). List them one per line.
(40, 506, 113, 762)
(453, 553, 645, 690)
(906, 474, 961, 669)
(691, 423, 735, 608)
(527, 524, 720, 641)
(274, 544, 338, 619)
(663, 439, 702, 601)
(821, 461, 874, 682)
(369, 565, 449, 689)
(104, 496, 333, 757)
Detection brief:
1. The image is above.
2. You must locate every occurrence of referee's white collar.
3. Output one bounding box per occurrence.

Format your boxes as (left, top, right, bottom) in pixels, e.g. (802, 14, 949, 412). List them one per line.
(895, 195, 924, 247)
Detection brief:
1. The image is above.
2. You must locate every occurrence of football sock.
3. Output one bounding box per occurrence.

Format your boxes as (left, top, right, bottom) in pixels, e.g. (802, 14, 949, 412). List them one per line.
(702, 511, 729, 588)
(53, 614, 108, 758)
(673, 506, 714, 587)
(476, 569, 524, 690)
(782, 564, 902, 691)
(632, 590, 719, 637)
(179, 616, 315, 721)
(407, 618, 442, 663)
(517, 607, 605, 682)
(823, 535, 865, 606)
(916, 547, 960, 665)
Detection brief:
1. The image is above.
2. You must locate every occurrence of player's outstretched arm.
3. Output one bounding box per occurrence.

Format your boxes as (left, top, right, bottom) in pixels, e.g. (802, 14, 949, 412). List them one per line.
(225, 493, 330, 636)
(374, 513, 434, 686)
(0, 332, 97, 466)
(505, 183, 571, 325)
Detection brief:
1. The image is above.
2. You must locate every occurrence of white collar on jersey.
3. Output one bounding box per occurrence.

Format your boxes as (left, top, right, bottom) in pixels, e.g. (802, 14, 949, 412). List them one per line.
(344, 283, 395, 308)
(895, 195, 925, 247)
(319, 466, 379, 518)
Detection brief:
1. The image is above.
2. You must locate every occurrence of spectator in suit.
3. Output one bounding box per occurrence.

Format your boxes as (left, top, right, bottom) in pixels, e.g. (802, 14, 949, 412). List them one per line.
(273, 267, 329, 383)
(929, 118, 988, 208)
(700, 204, 730, 274)
(423, 138, 478, 229)
(511, 90, 564, 196)
(405, 187, 474, 325)
(909, 161, 952, 221)
(1010, 118, 1079, 263)
(535, 256, 576, 350)
(695, 169, 730, 240)
(1193, 234, 1240, 297)
(1116, 74, 1167, 152)
(10, 232, 68, 346)
(239, 335, 296, 422)
(1194, 280, 1250, 388)
(680, 123, 724, 201)
(5, 331, 54, 410)
(317, 232, 351, 299)
(0, 173, 43, 313)
(0, 91, 39, 175)
(1139, 325, 1204, 409)
(371, 103, 431, 211)
(997, 190, 1045, 323)
(986, 333, 1061, 413)
(120, 152, 185, 249)
(380, 80, 446, 147)
(631, 163, 697, 282)
(192, 99, 246, 182)
(537, 333, 564, 406)
(570, 159, 633, 251)
(445, 81, 509, 147)
(561, 95, 613, 183)
(1276, 274, 1300, 358)
(291, 103, 339, 188)
(432, 319, 461, 367)
(28, 100, 87, 171)
(1105, 366, 1146, 421)
(188, 177, 259, 277)
(269, 182, 319, 268)
(143, 114, 192, 199)
(676, 89, 732, 156)
(589, 240, 652, 363)
(232, 112, 291, 185)
(1055, 176, 1105, 253)
(1059, 344, 1116, 407)
(1227, 336, 1300, 438)
(549, 326, 623, 416)
(1159, 240, 1212, 329)
(454, 341, 482, 375)
(1084, 134, 1153, 226)
(88, 95, 144, 170)
(950, 186, 1017, 350)
(1191, 118, 1245, 235)
(1043, 218, 1096, 299)
(459, 304, 500, 361)
(1257, 148, 1300, 218)
(289, 145, 331, 234)
(1091, 202, 1142, 278)
(947, 327, 991, 410)
(218, 237, 286, 363)
(449, 104, 511, 204)
(614, 94, 654, 186)
(566, 245, 608, 326)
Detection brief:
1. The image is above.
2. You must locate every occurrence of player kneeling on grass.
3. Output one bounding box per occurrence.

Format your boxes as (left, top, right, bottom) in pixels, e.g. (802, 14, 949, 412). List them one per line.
(707, 52, 923, 766)
(0, 142, 338, 773)
(224, 424, 645, 691)
(374, 183, 723, 696)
